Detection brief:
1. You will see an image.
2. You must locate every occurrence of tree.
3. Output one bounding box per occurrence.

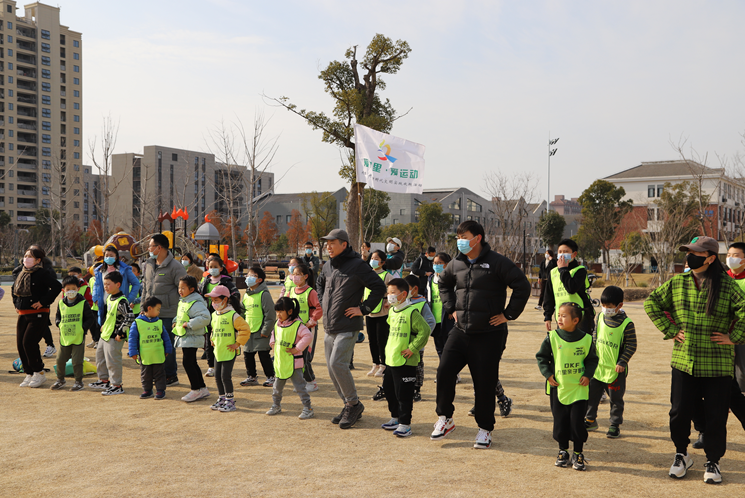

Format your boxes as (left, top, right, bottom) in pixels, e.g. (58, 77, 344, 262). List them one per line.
(536, 211, 567, 250)
(86, 220, 104, 246)
(0, 210, 10, 230)
(267, 34, 412, 249)
(88, 115, 126, 237)
(301, 191, 338, 257)
(380, 223, 420, 262)
(577, 180, 633, 279)
(257, 211, 279, 260)
(286, 209, 309, 256)
(616, 231, 647, 286)
(270, 233, 290, 259)
(361, 189, 390, 243)
(416, 202, 452, 249)
(573, 225, 601, 264)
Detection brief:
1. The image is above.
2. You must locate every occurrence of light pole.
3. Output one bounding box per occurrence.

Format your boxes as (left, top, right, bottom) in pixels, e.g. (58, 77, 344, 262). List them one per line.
(546, 134, 559, 251)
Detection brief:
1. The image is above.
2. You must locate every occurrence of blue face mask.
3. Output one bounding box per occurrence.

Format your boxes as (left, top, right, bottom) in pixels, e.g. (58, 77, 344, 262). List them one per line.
(288, 265, 296, 274)
(149, 252, 156, 259)
(370, 259, 380, 269)
(457, 238, 474, 255)
(104, 256, 116, 265)
(246, 276, 257, 286)
(209, 268, 221, 277)
(684, 267, 691, 273)
(433, 264, 444, 274)
(305, 248, 313, 255)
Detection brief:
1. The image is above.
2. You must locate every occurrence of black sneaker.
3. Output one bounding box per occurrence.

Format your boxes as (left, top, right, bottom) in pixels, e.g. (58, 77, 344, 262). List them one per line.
(572, 452, 587, 471)
(166, 377, 179, 386)
(498, 396, 513, 417)
(606, 425, 621, 438)
(89, 380, 110, 390)
(339, 402, 364, 429)
(263, 376, 275, 387)
(468, 406, 475, 417)
(692, 432, 704, 449)
(70, 381, 84, 392)
(102, 385, 125, 396)
(584, 419, 599, 431)
(140, 390, 154, 399)
(372, 386, 386, 401)
(155, 391, 166, 400)
(331, 406, 347, 425)
(349, 362, 355, 370)
(413, 391, 422, 402)
(200, 350, 208, 360)
(555, 450, 570, 467)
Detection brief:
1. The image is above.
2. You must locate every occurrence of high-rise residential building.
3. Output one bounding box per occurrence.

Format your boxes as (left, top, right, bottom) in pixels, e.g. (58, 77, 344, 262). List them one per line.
(0, 2, 83, 229)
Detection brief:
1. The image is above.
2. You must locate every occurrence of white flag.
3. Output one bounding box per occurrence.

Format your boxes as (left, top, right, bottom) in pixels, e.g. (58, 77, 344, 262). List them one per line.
(354, 124, 425, 194)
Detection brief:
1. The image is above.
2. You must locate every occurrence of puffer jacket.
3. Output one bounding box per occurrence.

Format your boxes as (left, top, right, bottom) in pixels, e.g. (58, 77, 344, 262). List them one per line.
(316, 245, 387, 334)
(93, 259, 141, 324)
(141, 251, 187, 319)
(438, 242, 531, 334)
(198, 274, 240, 313)
(172, 291, 211, 349)
(11, 264, 62, 311)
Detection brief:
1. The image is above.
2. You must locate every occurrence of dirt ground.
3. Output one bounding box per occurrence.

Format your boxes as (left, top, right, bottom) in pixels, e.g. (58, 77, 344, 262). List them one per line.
(1, 288, 744, 497)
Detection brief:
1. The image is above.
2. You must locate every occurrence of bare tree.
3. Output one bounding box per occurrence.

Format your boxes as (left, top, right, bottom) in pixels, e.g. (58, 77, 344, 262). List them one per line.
(88, 115, 126, 238)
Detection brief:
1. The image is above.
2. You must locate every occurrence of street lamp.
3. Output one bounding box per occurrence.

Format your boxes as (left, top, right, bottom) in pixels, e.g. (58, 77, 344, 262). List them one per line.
(547, 134, 559, 215)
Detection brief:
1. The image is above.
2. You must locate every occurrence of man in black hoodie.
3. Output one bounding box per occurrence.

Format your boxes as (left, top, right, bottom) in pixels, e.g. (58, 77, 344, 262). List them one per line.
(430, 221, 531, 449)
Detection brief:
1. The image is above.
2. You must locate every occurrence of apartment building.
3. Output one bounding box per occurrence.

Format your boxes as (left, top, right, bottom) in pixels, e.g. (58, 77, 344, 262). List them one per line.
(0, 2, 83, 229)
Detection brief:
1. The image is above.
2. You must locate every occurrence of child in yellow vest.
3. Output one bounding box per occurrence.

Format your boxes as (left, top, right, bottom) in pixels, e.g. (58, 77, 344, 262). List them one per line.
(205, 285, 251, 412)
(128, 297, 173, 399)
(536, 302, 598, 470)
(89, 271, 131, 396)
(543, 239, 596, 335)
(51, 276, 97, 391)
(404, 274, 436, 402)
(240, 267, 277, 388)
(584, 286, 637, 438)
(380, 278, 431, 438)
(266, 297, 314, 419)
(290, 262, 323, 392)
(279, 257, 301, 298)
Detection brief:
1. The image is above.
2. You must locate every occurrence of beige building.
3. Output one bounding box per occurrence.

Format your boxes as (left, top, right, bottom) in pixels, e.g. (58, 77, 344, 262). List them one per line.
(0, 1, 83, 229)
(111, 145, 274, 237)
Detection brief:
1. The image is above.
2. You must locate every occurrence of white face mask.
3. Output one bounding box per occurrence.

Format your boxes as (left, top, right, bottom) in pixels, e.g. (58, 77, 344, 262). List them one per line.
(558, 253, 572, 262)
(387, 293, 400, 305)
(727, 257, 743, 270)
(602, 306, 617, 317)
(65, 290, 78, 301)
(386, 243, 397, 253)
(213, 300, 226, 311)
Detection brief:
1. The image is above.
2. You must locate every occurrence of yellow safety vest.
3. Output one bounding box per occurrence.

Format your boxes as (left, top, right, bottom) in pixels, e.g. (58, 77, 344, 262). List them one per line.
(59, 300, 85, 347)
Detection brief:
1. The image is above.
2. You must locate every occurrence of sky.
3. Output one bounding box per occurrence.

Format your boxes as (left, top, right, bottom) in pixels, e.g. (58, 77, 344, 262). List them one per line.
(51, 0, 745, 202)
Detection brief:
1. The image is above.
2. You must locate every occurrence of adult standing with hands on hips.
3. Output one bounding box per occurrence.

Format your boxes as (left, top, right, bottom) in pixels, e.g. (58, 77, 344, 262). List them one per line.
(645, 236, 745, 484)
(431, 221, 531, 449)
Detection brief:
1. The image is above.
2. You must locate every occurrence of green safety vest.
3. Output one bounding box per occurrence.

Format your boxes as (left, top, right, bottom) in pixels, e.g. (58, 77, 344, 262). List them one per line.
(242, 290, 265, 332)
(173, 300, 196, 337)
(431, 278, 442, 324)
(363, 271, 388, 314)
(59, 300, 85, 347)
(284, 276, 296, 295)
(550, 266, 590, 320)
(88, 277, 98, 311)
(547, 329, 592, 405)
(294, 287, 313, 324)
(205, 281, 218, 308)
(385, 305, 421, 367)
(594, 317, 630, 384)
(273, 320, 302, 380)
(211, 310, 239, 362)
(136, 318, 166, 366)
(132, 279, 142, 315)
(101, 295, 127, 342)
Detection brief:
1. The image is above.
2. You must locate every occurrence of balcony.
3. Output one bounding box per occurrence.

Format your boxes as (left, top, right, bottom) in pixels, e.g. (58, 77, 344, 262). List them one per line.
(16, 80, 36, 91)
(17, 68, 36, 79)
(16, 27, 36, 39)
(18, 201, 37, 209)
(17, 160, 36, 170)
(17, 107, 37, 118)
(17, 188, 37, 196)
(17, 94, 37, 105)
(16, 53, 36, 65)
(17, 132, 37, 144)
(17, 216, 36, 222)
(18, 147, 38, 157)
(17, 172, 38, 183)
(17, 120, 36, 130)
(60, 65, 66, 71)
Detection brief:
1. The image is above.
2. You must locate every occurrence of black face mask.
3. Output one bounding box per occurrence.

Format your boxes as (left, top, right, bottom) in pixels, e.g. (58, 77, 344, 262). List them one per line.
(686, 253, 709, 270)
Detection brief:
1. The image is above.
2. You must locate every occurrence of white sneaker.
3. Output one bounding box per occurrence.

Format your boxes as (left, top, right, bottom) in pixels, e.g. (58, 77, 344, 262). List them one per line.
(181, 390, 202, 402)
(196, 387, 211, 400)
(374, 365, 386, 378)
(669, 453, 693, 479)
(474, 428, 492, 449)
(704, 461, 722, 484)
(367, 364, 379, 376)
(28, 372, 47, 388)
(430, 416, 455, 440)
(205, 368, 215, 377)
(19, 374, 33, 387)
(43, 345, 57, 358)
(306, 380, 318, 392)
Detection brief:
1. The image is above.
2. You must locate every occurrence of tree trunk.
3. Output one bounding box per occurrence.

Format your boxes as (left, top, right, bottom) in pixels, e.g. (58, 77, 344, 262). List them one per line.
(346, 182, 365, 250)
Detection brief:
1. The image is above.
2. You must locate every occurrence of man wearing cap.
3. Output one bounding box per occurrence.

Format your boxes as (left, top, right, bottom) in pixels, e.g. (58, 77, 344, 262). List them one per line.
(645, 235, 745, 484)
(385, 237, 405, 278)
(316, 229, 387, 429)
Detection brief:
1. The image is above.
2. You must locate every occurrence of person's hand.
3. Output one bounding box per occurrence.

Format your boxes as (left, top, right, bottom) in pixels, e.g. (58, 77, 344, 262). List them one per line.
(269, 342, 275, 348)
(115, 336, 122, 342)
(401, 349, 414, 359)
(489, 313, 507, 326)
(579, 376, 590, 386)
(182, 322, 189, 329)
(557, 255, 569, 268)
(31, 302, 42, 309)
(674, 330, 685, 343)
(344, 307, 363, 318)
(227, 343, 240, 351)
(711, 332, 734, 345)
(452, 313, 458, 323)
(210, 341, 215, 347)
(548, 375, 559, 387)
(131, 354, 139, 362)
(286, 347, 301, 355)
(545, 320, 552, 331)
(130, 303, 136, 310)
(425, 272, 433, 276)
(615, 365, 626, 373)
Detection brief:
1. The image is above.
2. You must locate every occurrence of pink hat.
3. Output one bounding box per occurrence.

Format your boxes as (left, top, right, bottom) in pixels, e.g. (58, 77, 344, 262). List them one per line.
(205, 285, 230, 298)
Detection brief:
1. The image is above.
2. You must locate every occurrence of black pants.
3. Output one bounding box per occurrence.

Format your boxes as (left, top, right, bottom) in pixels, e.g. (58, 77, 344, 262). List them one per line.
(215, 358, 235, 395)
(538, 279, 547, 307)
(670, 368, 731, 463)
(182, 347, 206, 390)
(17, 313, 48, 374)
(550, 387, 588, 453)
(303, 326, 317, 382)
(244, 350, 274, 378)
(366, 315, 389, 365)
(141, 363, 166, 393)
(42, 324, 54, 347)
(586, 373, 626, 426)
(205, 328, 215, 368)
(436, 327, 507, 432)
(383, 364, 417, 425)
(162, 319, 177, 378)
(415, 349, 425, 390)
(691, 377, 745, 433)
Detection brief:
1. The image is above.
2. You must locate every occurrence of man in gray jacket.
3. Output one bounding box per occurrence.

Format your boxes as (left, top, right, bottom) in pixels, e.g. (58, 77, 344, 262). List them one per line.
(141, 234, 187, 385)
(317, 229, 387, 429)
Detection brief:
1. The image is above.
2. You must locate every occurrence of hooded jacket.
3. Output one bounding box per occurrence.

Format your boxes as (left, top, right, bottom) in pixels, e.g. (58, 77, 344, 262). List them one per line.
(93, 259, 141, 323)
(316, 245, 387, 334)
(438, 242, 531, 334)
(141, 250, 187, 319)
(172, 291, 211, 349)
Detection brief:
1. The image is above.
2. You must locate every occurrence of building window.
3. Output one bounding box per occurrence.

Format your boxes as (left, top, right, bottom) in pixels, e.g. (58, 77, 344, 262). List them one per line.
(657, 185, 664, 197)
(42, 83, 51, 92)
(73, 65, 80, 73)
(647, 208, 655, 221)
(74, 140, 80, 147)
(42, 199, 50, 208)
(286, 215, 292, 223)
(74, 78, 79, 85)
(74, 164, 79, 171)
(648, 185, 655, 197)
(74, 103, 79, 110)
(276, 215, 282, 224)
(84, 167, 89, 174)
(42, 108, 51, 118)
(43, 174, 51, 182)
(74, 115, 80, 122)
(42, 121, 51, 131)
(171, 153, 178, 161)
(74, 201, 79, 208)
(467, 199, 483, 212)
(41, 43, 51, 53)
(74, 90, 79, 97)
(7, 35, 11, 43)
(42, 160, 51, 170)
(41, 30, 50, 40)
(73, 40, 79, 48)
(449, 199, 461, 210)
(42, 147, 51, 156)
(74, 128, 80, 135)
(41, 56, 51, 66)
(42, 96, 51, 105)
(7, 77, 12, 84)
(42, 134, 51, 143)
(74, 53, 79, 60)
(7, 49, 12, 56)
(74, 152, 80, 159)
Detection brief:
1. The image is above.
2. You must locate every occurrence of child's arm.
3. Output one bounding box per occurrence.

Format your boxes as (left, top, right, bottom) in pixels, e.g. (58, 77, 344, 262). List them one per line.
(161, 323, 174, 356)
(259, 291, 277, 337)
(114, 299, 131, 339)
(407, 311, 431, 355)
(232, 314, 251, 348)
(558, 265, 587, 295)
(269, 327, 275, 348)
(535, 335, 555, 381)
(419, 302, 436, 333)
(617, 320, 637, 371)
(55, 302, 62, 328)
(583, 338, 599, 382)
(288, 323, 312, 354)
(82, 302, 96, 333)
(128, 321, 140, 358)
(307, 289, 323, 328)
(187, 299, 211, 332)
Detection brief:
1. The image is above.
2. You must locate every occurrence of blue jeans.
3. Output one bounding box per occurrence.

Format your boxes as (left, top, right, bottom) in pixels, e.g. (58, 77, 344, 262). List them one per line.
(160, 317, 177, 378)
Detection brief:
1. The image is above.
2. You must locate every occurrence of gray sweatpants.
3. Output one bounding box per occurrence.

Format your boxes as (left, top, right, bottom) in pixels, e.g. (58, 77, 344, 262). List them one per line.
(324, 331, 358, 405)
(273, 368, 311, 408)
(56, 343, 85, 382)
(96, 337, 124, 386)
(586, 373, 626, 426)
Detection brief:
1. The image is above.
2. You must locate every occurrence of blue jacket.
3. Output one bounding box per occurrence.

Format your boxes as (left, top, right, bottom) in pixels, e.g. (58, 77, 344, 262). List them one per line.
(128, 315, 173, 358)
(93, 260, 141, 324)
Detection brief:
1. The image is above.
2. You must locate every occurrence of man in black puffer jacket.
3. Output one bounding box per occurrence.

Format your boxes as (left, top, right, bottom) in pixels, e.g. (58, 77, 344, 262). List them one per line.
(430, 221, 530, 449)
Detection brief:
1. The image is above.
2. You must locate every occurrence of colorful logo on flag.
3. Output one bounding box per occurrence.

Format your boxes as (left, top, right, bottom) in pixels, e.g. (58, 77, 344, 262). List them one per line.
(377, 140, 397, 163)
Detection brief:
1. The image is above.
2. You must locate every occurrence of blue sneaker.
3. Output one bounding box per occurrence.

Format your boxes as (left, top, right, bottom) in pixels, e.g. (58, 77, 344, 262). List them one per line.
(381, 418, 399, 430)
(393, 424, 413, 438)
